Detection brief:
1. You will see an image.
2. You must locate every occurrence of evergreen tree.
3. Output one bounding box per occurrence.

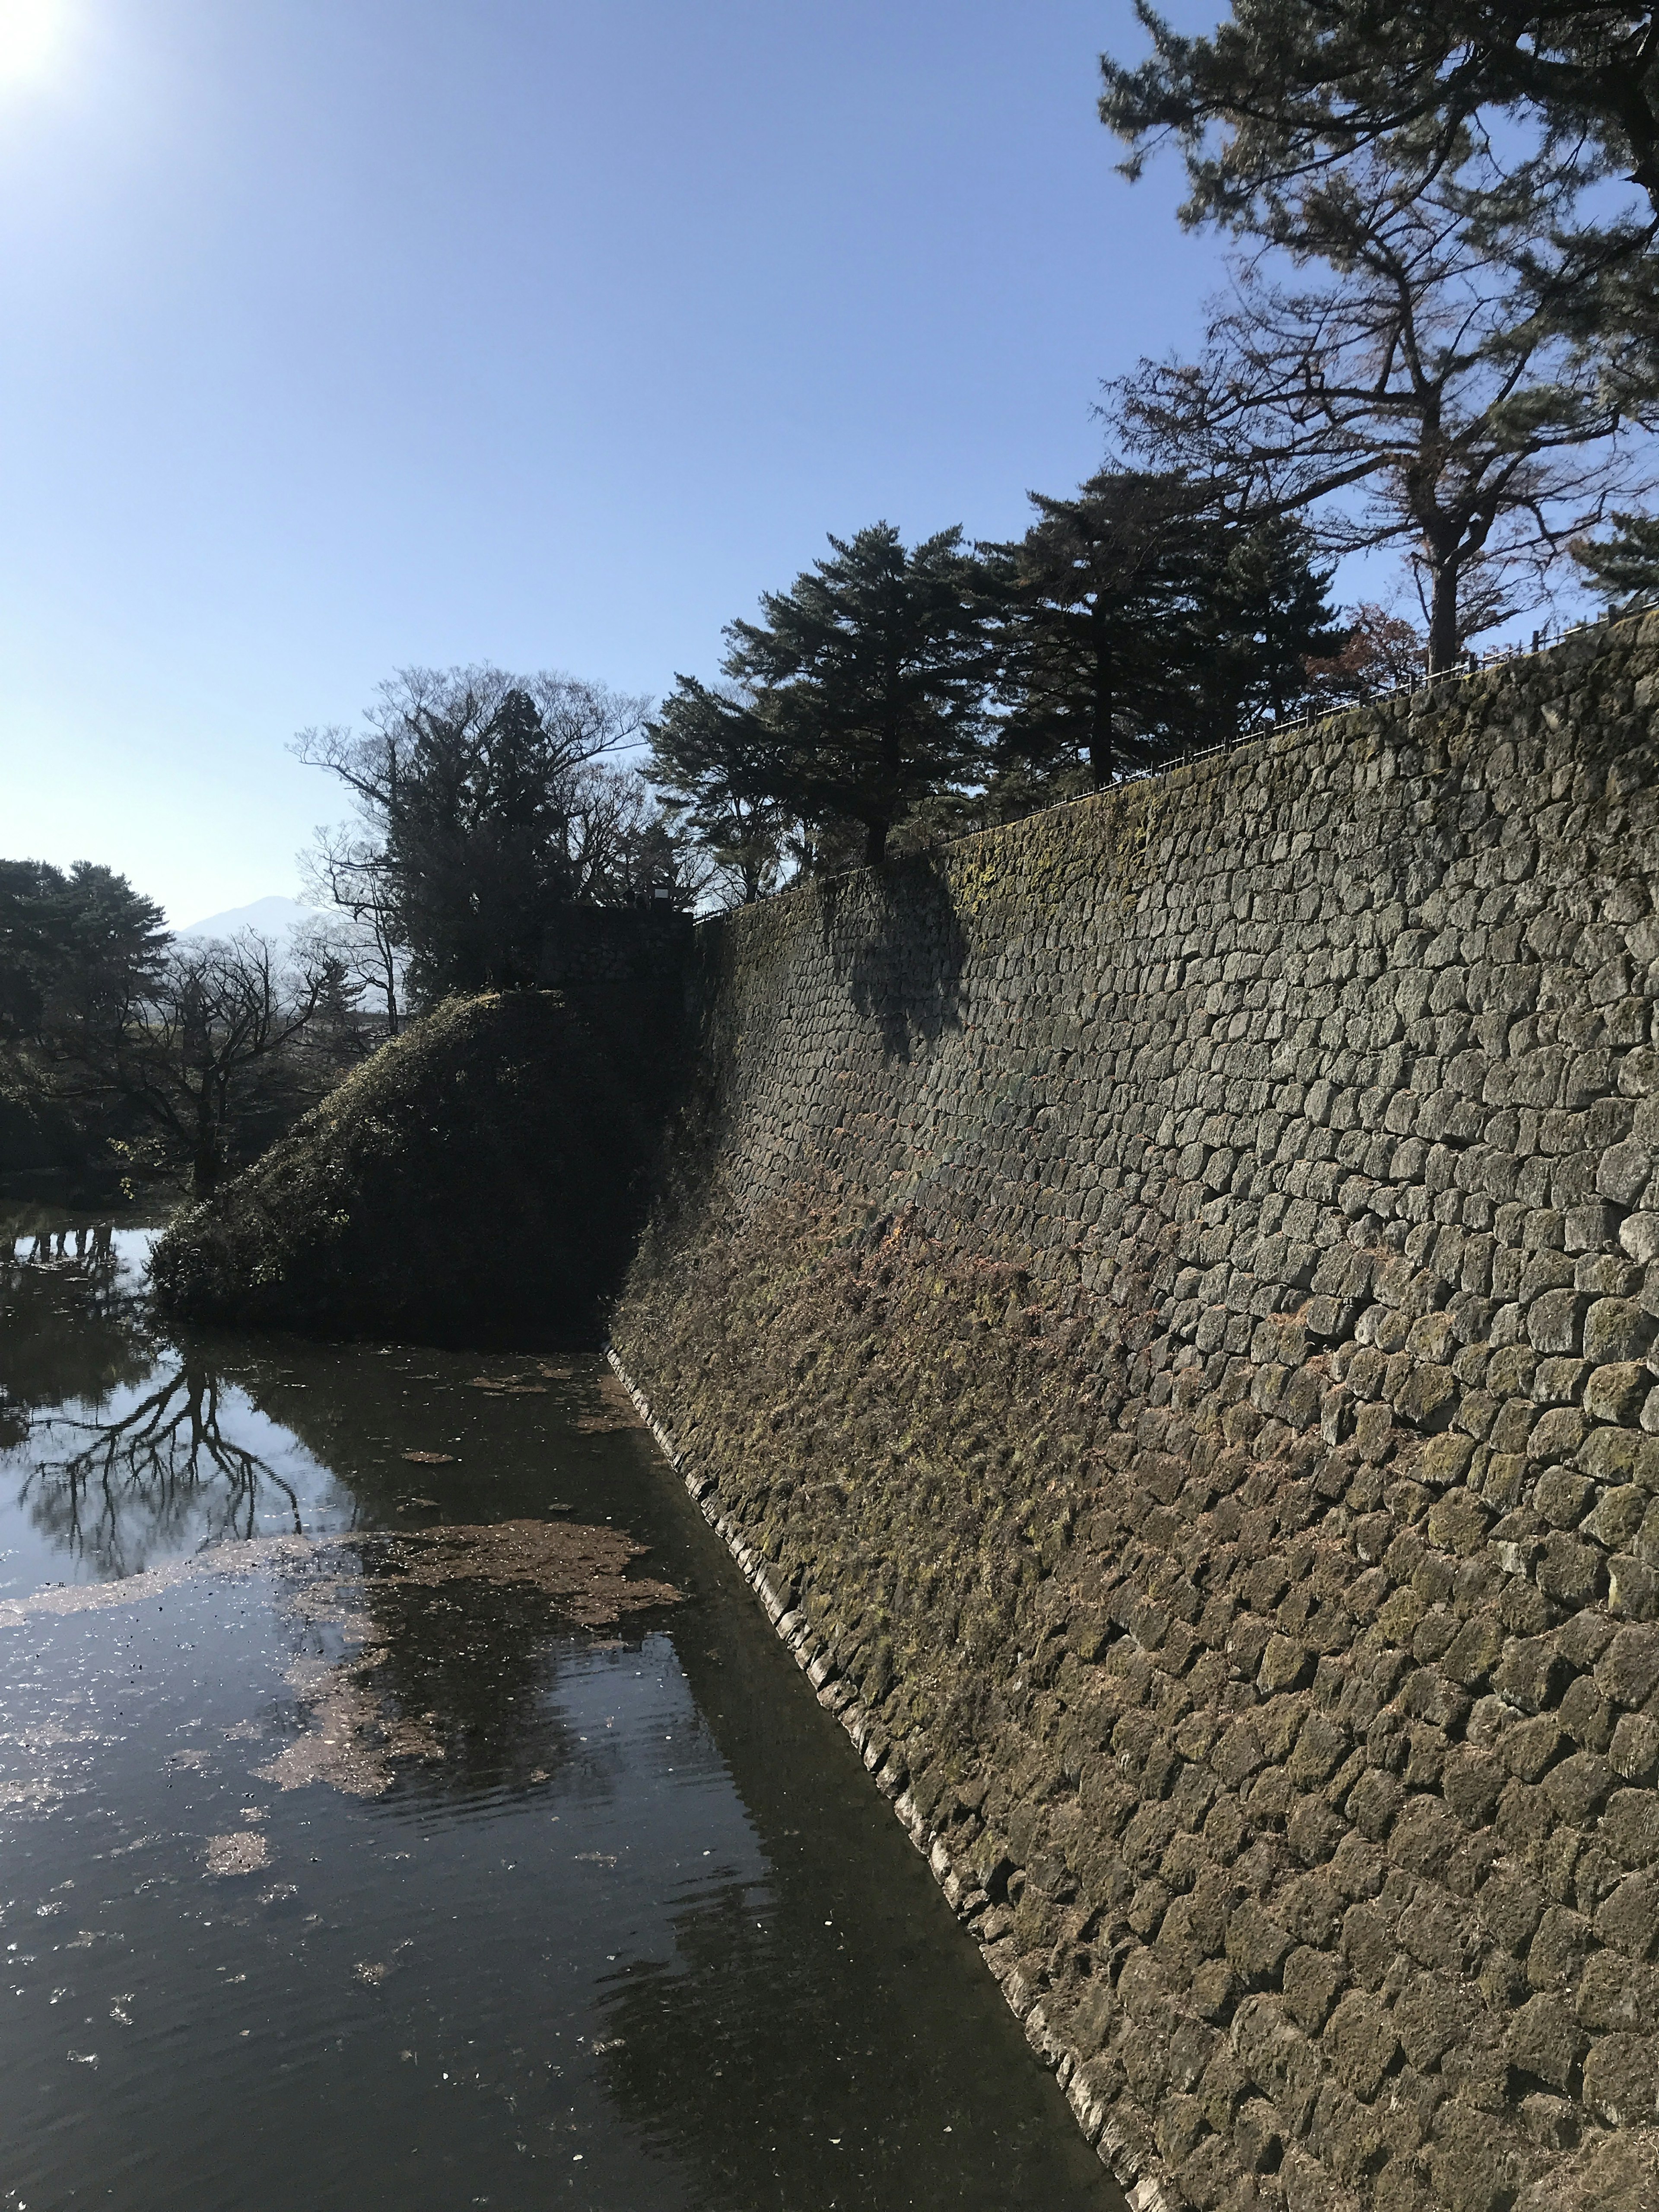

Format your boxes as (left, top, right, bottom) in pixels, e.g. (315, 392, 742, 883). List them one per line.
(0, 860, 167, 1044)
(981, 474, 1345, 788)
(720, 524, 994, 868)
(645, 678, 790, 904)
(981, 470, 1219, 789)
(1574, 509, 1659, 598)
(382, 685, 578, 997)
(1198, 512, 1348, 736)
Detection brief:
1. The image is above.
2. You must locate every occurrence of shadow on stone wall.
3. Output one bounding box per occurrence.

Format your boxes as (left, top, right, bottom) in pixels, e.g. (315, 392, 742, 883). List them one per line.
(818, 855, 967, 1064)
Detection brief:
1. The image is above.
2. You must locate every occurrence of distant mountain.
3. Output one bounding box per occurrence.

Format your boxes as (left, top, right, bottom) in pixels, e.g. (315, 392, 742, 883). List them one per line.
(175, 895, 317, 944)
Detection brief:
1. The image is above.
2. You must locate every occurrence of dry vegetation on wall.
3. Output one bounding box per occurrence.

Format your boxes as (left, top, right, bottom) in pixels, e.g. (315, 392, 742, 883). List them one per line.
(612, 617, 1659, 2212)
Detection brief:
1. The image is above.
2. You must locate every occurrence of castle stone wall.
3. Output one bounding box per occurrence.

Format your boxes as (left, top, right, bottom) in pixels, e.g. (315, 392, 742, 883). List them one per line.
(611, 615, 1659, 2212)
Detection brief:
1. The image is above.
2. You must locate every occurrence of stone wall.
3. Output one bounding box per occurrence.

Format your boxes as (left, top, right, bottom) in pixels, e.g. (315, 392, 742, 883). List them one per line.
(609, 613, 1659, 2212)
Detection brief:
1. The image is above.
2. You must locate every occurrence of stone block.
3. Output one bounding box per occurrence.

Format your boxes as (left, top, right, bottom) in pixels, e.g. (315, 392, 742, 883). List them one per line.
(1586, 1297, 1657, 1364)
(1283, 1943, 1348, 2034)
(1575, 1947, 1659, 2033)
(1442, 1612, 1506, 1689)
(1505, 1991, 1585, 2090)
(1529, 1289, 1588, 1354)
(1567, 1201, 1623, 1252)
(1588, 1484, 1648, 1551)
(1535, 1467, 1594, 1528)
(1504, 1716, 1566, 1783)
(1537, 1533, 1606, 1605)
(1324, 1989, 1401, 2100)
(1596, 1624, 1659, 1707)
(1526, 1903, 1593, 1990)
(1543, 1750, 1615, 1823)
(1427, 1491, 1491, 1555)
(1602, 1788, 1659, 1869)
(1582, 2030, 1659, 2124)
(1497, 1638, 1566, 1714)
(1394, 1362, 1457, 1429)
(1599, 1140, 1656, 1207)
(1580, 1426, 1659, 1489)
(1595, 1868, 1659, 1956)
(1258, 1634, 1313, 1694)
(1622, 1211, 1659, 1264)
(1418, 1432, 1477, 1487)
(1611, 1711, 1659, 1784)
(1480, 1866, 1545, 1953)
(1610, 1553, 1659, 1619)
(1584, 1363, 1651, 1424)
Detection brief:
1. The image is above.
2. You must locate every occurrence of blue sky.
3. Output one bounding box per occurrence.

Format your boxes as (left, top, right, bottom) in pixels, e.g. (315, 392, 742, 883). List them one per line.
(2, 2, 1243, 923)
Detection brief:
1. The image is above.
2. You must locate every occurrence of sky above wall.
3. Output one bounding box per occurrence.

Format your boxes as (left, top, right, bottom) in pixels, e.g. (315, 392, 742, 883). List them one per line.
(2, 1, 1245, 925)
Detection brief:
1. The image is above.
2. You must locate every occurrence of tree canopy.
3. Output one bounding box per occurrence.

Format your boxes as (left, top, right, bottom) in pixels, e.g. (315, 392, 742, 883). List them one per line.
(0, 860, 167, 1046)
(717, 524, 995, 868)
(979, 471, 1343, 788)
(1109, 136, 1640, 666)
(293, 665, 660, 1004)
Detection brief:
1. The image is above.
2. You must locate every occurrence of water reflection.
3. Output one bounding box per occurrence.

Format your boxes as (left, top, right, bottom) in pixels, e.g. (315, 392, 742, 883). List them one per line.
(24, 1357, 303, 1571)
(0, 1210, 359, 1586)
(0, 1211, 1117, 2212)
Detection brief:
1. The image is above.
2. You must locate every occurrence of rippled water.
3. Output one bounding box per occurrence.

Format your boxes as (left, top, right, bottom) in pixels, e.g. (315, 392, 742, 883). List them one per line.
(0, 1210, 1115, 2211)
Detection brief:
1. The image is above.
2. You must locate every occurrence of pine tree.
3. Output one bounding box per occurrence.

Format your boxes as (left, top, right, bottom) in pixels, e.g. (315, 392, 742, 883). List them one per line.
(981, 474, 1346, 789)
(719, 524, 995, 868)
(1197, 512, 1348, 737)
(1574, 509, 1659, 599)
(645, 679, 789, 904)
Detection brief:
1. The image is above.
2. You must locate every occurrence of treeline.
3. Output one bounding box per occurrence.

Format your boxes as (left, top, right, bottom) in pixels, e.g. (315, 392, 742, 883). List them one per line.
(644, 483, 1395, 891)
(0, 860, 372, 1198)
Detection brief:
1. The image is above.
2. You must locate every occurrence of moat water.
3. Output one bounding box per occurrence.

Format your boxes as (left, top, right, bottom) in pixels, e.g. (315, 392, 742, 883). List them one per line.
(0, 1211, 1113, 2212)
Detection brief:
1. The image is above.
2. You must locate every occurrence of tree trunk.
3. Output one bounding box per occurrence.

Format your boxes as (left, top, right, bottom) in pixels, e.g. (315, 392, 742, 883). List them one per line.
(864, 818, 889, 867)
(1090, 626, 1114, 788)
(1427, 563, 1461, 674)
(190, 1088, 220, 1197)
(190, 1134, 219, 1198)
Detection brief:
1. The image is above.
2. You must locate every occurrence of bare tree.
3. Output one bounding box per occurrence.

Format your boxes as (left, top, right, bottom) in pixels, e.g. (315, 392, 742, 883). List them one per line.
(21, 1359, 302, 1577)
(297, 829, 406, 1034)
(1111, 145, 1643, 668)
(38, 931, 332, 1196)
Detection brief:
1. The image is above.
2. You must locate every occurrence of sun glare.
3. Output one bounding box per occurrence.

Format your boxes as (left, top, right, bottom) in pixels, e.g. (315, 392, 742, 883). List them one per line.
(0, 0, 63, 85)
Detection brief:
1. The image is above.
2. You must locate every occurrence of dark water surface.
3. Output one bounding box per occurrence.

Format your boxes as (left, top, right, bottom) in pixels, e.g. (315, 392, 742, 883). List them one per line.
(0, 1211, 1114, 2212)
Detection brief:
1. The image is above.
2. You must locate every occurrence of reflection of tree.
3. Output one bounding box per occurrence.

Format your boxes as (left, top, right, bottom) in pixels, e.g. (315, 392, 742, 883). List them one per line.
(1, 1218, 156, 1444)
(20, 1358, 301, 1578)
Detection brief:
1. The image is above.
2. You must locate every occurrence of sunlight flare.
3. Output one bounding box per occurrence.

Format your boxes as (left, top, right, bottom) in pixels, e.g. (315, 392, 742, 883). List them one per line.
(0, 0, 64, 85)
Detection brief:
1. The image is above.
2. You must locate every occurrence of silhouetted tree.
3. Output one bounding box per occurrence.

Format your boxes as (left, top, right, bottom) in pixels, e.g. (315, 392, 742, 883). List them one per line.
(980, 470, 1221, 788)
(293, 664, 655, 1004)
(0, 860, 167, 1045)
(645, 679, 793, 904)
(36, 931, 332, 1195)
(1100, 1, 1659, 394)
(1110, 140, 1641, 668)
(716, 524, 995, 868)
(980, 473, 1343, 788)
